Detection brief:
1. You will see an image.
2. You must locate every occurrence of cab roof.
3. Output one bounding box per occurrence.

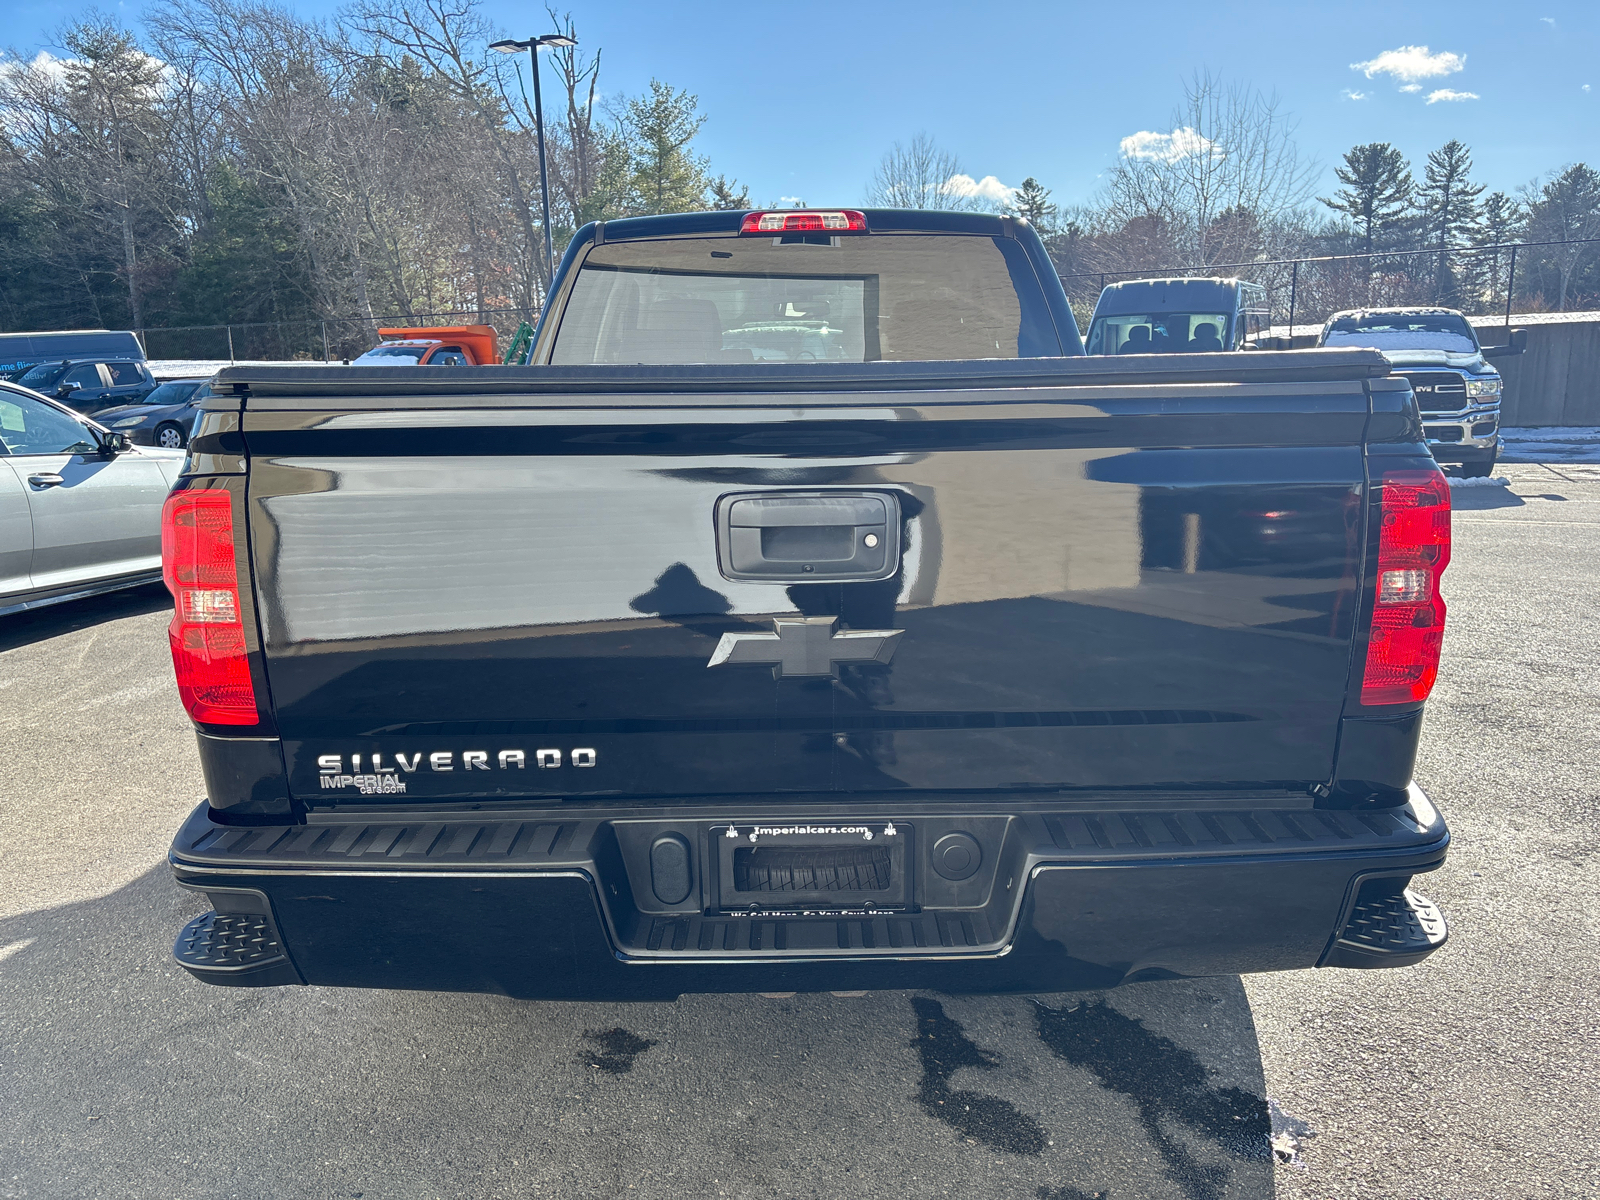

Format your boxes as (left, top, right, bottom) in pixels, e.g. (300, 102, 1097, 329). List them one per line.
(1092, 277, 1263, 317)
(591, 209, 1017, 242)
(1323, 306, 1466, 323)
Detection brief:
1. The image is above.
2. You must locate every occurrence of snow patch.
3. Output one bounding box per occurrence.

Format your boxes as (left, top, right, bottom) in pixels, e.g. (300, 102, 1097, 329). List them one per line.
(1448, 475, 1511, 488)
(1499, 427, 1600, 464)
(145, 359, 319, 378)
(1501, 426, 1600, 443)
(1324, 330, 1478, 354)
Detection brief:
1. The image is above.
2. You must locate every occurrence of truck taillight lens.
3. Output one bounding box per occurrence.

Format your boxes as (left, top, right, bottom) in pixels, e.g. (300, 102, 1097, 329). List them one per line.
(1361, 470, 1451, 705)
(162, 490, 258, 725)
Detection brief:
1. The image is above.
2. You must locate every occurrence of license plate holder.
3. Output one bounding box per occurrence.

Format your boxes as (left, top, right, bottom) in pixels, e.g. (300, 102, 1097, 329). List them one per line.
(714, 821, 911, 913)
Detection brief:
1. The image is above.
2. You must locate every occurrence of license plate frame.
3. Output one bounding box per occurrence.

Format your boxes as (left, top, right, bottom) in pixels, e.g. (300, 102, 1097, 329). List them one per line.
(713, 821, 912, 914)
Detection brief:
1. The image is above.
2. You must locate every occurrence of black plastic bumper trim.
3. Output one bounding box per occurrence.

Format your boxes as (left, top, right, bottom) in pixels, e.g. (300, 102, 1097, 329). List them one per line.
(166, 787, 1450, 993)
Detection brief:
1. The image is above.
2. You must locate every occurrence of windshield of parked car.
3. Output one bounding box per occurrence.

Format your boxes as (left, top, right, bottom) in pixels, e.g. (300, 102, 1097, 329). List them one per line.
(1086, 313, 1232, 354)
(139, 381, 202, 406)
(1322, 312, 1479, 353)
(352, 345, 428, 365)
(549, 234, 1062, 363)
(16, 361, 70, 389)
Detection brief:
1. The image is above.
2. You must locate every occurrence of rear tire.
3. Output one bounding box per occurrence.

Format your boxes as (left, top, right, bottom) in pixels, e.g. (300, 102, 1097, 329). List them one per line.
(155, 423, 187, 450)
(1459, 456, 1497, 479)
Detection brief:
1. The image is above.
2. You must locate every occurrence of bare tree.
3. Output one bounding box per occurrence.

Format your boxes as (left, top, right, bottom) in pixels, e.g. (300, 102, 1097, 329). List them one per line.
(0, 0, 762, 341)
(344, 0, 548, 305)
(152, 0, 358, 320)
(1100, 73, 1317, 267)
(540, 7, 605, 232)
(868, 133, 983, 211)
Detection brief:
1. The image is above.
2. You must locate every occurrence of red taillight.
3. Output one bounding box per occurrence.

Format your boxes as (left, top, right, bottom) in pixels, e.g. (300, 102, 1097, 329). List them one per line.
(162, 489, 258, 725)
(1361, 470, 1451, 705)
(739, 210, 868, 234)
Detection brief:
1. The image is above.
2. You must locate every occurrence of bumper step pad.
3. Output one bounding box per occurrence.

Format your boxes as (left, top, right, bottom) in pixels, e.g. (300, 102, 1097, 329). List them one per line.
(174, 911, 304, 987)
(640, 908, 996, 957)
(1323, 886, 1448, 969)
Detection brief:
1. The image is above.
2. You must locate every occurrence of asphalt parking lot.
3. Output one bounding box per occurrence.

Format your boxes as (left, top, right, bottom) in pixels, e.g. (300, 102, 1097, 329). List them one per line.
(3, 462, 1598, 1200)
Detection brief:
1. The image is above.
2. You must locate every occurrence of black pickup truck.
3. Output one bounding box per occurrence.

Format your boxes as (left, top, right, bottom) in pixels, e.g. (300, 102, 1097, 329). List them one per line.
(163, 209, 1451, 999)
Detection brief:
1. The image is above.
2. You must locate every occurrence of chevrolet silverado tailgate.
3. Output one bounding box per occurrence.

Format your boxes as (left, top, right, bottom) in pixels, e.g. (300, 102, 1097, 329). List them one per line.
(233, 356, 1380, 805)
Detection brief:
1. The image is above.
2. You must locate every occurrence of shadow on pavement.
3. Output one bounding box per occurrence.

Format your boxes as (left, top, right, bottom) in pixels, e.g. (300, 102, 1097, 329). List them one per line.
(1449, 485, 1525, 511)
(0, 868, 1277, 1200)
(0, 583, 170, 654)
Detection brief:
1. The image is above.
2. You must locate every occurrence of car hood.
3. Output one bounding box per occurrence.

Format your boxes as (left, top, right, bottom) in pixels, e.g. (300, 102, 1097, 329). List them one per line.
(97, 402, 187, 423)
(1377, 348, 1488, 371)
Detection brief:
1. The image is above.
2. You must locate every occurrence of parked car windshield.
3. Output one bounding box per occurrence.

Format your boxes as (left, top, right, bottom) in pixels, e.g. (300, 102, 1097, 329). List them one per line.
(1322, 312, 1479, 353)
(1087, 313, 1231, 354)
(139, 381, 202, 406)
(550, 234, 1062, 364)
(352, 345, 427, 364)
(16, 361, 70, 389)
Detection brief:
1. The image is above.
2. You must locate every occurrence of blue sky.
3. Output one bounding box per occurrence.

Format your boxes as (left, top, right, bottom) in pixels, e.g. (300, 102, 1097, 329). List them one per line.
(8, 0, 1597, 210)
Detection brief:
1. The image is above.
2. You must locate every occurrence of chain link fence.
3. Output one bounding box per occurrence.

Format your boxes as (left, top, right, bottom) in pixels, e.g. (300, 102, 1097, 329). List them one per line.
(1059, 238, 1600, 339)
(120, 238, 1600, 362)
(135, 307, 535, 363)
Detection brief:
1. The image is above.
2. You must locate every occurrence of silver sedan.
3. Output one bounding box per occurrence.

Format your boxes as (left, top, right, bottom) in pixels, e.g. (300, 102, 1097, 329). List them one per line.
(0, 381, 183, 616)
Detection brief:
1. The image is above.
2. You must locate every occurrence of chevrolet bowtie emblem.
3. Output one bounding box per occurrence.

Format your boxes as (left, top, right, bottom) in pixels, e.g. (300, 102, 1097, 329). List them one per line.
(707, 616, 902, 678)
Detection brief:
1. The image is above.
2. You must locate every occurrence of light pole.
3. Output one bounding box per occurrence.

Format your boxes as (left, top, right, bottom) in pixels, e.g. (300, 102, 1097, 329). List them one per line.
(490, 33, 576, 290)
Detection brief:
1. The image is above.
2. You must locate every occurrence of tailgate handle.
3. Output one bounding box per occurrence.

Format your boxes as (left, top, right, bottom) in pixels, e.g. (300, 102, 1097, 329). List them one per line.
(715, 491, 901, 583)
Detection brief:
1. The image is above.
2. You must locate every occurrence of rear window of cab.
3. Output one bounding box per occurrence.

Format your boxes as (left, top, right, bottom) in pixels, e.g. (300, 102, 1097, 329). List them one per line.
(548, 234, 1063, 365)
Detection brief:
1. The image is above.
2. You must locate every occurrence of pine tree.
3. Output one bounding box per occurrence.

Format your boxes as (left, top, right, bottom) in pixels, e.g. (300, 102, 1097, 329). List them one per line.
(1005, 178, 1057, 235)
(1476, 191, 1522, 247)
(1320, 143, 1413, 257)
(616, 80, 711, 215)
(1468, 191, 1522, 307)
(707, 175, 750, 211)
(1417, 140, 1485, 304)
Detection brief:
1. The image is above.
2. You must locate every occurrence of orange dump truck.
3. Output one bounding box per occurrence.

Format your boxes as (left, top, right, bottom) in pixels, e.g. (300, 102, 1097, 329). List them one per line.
(351, 325, 500, 366)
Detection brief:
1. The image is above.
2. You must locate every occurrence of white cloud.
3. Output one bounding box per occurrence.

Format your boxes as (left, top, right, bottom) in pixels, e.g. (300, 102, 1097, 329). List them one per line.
(1540, 16, 1555, 26)
(1119, 127, 1217, 162)
(1584, 84, 1593, 93)
(1, 49, 74, 84)
(1400, 83, 1422, 93)
(1425, 88, 1480, 104)
(939, 173, 1016, 204)
(1342, 89, 1369, 101)
(779, 196, 804, 206)
(1352, 45, 1466, 84)
(32, 50, 72, 77)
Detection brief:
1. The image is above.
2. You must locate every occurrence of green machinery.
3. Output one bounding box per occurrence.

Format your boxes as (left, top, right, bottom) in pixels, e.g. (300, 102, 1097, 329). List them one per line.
(501, 321, 535, 365)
